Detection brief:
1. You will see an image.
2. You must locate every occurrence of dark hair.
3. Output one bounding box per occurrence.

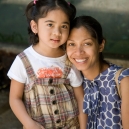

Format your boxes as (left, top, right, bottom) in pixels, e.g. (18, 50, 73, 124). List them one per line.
(25, 0, 76, 45)
(70, 16, 106, 63)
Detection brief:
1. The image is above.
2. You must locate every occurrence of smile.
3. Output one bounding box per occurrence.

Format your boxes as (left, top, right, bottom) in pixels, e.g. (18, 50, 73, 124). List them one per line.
(75, 58, 88, 63)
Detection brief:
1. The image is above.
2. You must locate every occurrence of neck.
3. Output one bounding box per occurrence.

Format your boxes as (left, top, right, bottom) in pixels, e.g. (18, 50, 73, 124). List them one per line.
(33, 44, 65, 57)
(82, 62, 109, 81)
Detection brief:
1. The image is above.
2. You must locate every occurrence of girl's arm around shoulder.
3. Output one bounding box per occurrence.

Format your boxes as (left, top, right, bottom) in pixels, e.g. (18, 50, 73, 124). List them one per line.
(73, 85, 88, 129)
(9, 79, 44, 129)
(120, 76, 129, 129)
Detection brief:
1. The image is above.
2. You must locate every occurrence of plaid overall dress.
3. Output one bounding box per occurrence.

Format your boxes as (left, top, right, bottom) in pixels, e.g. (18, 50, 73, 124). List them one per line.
(18, 52, 80, 129)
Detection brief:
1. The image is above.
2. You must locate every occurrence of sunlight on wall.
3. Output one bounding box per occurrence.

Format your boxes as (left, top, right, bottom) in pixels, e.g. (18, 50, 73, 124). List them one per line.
(76, 0, 129, 13)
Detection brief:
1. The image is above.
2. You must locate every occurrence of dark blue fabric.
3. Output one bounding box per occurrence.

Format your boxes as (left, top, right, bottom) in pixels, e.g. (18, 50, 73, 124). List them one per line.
(83, 64, 129, 129)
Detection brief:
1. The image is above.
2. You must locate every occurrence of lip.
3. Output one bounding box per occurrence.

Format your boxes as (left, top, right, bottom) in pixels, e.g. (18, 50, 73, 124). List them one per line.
(51, 39, 60, 41)
(74, 58, 88, 63)
(50, 39, 60, 43)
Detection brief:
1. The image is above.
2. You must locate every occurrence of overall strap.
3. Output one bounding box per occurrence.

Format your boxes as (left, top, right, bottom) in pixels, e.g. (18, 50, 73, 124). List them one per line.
(115, 68, 126, 98)
(62, 57, 72, 79)
(18, 52, 36, 82)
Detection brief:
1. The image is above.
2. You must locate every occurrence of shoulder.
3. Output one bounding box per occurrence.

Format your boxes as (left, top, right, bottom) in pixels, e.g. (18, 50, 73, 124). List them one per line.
(119, 68, 129, 82)
(107, 63, 129, 82)
(120, 72, 129, 100)
(120, 68, 129, 76)
(7, 54, 27, 83)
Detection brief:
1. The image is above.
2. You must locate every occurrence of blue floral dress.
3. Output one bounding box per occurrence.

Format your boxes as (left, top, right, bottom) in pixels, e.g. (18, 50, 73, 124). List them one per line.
(83, 64, 129, 129)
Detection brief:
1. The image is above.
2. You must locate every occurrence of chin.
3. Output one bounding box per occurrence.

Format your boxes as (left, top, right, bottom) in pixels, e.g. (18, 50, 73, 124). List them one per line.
(73, 65, 83, 71)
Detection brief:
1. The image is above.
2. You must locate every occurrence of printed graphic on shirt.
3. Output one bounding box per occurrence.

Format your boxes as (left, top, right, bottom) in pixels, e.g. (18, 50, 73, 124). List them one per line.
(37, 66, 63, 78)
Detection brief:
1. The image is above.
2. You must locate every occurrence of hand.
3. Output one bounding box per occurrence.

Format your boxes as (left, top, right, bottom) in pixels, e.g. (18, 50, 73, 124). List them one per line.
(35, 122, 45, 129)
(23, 121, 45, 129)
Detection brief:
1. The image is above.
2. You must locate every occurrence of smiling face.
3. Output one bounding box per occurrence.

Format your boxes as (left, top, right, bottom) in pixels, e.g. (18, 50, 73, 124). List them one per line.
(67, 26, 104, 73)
(31, 9, 70, 51)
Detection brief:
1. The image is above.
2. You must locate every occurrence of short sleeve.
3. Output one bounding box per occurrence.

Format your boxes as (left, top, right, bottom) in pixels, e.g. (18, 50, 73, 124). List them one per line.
(118, 68, 129, 84)
(7, 55, 27, 83)
(68, 64, 83, 87)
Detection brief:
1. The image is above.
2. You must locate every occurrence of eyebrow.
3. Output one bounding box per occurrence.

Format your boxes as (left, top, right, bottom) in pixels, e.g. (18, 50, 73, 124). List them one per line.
(45, 20, 69, 25)
(67, 39, 74, 41)
(68, 38, 92, 41)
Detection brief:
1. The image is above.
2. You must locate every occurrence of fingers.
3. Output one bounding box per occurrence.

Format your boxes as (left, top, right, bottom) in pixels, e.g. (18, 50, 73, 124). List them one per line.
(35, 122, 45, 129)
(41, 126, 45, 129)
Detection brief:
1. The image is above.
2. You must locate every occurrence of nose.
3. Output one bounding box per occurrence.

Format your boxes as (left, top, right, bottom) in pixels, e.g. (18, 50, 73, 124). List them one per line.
(75, 46, 85, 55)
(53, 27, 61, 37)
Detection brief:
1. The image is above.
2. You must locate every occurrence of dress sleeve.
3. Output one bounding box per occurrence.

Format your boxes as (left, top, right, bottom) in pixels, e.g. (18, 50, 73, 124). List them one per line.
(7, 55, 27, 83)
(118, 68, 129, 84)
(67, 64, 83, 87)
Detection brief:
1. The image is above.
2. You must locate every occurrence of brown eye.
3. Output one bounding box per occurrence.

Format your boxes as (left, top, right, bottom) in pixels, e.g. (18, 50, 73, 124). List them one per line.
(47, 23, 53, 27)
(62, 25, 68, 29)
(84, 43, 91, 46)
(67, 42, 75, 46)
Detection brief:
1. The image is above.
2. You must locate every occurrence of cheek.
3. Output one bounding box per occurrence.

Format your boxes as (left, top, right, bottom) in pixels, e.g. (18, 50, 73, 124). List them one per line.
(90, 48, 100, 59)
(66, 49, 70, 57)
(66, 48, 73, 58)
(64, 32, 69, 40)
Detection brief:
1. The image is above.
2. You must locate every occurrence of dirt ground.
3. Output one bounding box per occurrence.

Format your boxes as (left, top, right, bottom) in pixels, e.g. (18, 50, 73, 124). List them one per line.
(0, 51, 23, 129)
(0, 43, 24, 129)
(0, 91, 22, 129)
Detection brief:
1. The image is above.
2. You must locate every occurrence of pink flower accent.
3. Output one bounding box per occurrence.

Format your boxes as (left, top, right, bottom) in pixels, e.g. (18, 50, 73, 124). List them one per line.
(37, 67, 63, 78)
(34, 0, 36, 4)
(67, 2, 70, 5)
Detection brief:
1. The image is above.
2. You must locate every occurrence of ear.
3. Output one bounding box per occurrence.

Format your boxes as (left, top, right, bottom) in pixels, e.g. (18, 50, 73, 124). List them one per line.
(99, 40, 105, 52)
(30, 20, 38, 34)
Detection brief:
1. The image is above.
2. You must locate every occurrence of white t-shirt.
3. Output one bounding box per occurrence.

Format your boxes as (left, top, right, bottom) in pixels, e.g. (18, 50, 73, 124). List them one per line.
(7, 46, 82, 87)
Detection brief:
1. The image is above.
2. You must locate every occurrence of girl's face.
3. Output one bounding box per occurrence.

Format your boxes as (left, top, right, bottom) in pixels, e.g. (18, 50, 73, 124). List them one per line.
(67, 26, 104, 72)
(31, 9, 70, 51)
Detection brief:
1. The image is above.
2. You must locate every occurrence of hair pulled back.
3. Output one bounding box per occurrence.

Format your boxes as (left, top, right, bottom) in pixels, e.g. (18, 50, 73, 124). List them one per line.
(70, 16, 106, 63)
(25, 0, 76, 45)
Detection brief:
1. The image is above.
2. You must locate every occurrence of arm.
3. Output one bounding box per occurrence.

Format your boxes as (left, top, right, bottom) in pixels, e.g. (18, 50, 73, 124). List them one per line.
(9, 79, 44, 129)
(73, 86, 88, 129)
(120, 76, 129, 129)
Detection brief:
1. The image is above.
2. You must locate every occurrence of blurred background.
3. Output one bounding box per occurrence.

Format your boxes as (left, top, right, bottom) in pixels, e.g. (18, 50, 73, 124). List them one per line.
(0, 0, 129, 58)
(0, 0, 129, 129)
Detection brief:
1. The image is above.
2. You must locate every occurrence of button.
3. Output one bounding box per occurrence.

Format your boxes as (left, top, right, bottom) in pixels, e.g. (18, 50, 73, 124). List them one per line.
(52, 100, 57, 105)
(48, 78, 53, 84)
(50, 89, 54, 94)
(56, 119, 61, 123)
(54, 109, 59, 114)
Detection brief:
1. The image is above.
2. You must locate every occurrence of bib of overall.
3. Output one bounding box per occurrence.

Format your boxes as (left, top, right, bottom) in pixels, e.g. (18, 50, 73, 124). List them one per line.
(18, 52, 80, 129)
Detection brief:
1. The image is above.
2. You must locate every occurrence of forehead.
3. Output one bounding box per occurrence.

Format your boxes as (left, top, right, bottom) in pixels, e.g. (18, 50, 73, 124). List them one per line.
(69, 26, 92, 39)
(68, 26, 99, 45)
(43, 9, 69, 23)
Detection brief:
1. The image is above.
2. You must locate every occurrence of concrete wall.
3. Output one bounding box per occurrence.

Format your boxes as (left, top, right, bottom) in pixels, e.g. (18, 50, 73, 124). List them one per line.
(75, 0, 129, 13)
(105, 58, 129, 68)
(73, 0, 129, 56)
(0, 0, 129, 57)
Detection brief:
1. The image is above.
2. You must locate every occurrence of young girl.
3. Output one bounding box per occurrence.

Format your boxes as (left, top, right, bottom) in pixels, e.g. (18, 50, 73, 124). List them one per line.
(67, 16, 129, 129)
(7, 1, 87, 129)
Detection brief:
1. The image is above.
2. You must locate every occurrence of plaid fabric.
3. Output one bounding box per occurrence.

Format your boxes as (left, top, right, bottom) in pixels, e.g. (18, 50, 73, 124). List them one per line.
(18, 52, 80, 129)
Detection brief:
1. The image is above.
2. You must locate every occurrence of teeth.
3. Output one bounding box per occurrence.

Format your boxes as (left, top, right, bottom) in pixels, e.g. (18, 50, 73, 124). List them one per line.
(75, 59, 86, 62)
